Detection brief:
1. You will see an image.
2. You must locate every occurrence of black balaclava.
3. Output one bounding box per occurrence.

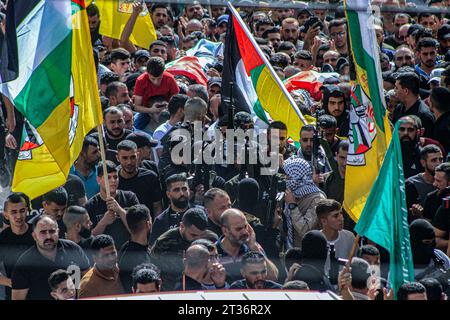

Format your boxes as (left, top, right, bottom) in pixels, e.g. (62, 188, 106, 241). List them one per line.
(301, 230, 328, 270)
(410, 219, 436, 267)
(237, 178, 259, 214)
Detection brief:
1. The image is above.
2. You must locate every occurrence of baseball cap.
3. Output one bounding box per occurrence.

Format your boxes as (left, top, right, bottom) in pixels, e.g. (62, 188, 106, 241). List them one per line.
(208, 77, 222, 88)
(298, 8, 313, 17)
(125, 132, 158, 148)
(217, 14, 229, 26)
(427, 77, 441, 85)
(437, 24, 450, 41)
(407, 24, 425, 37)
(134, 50, 150, 61)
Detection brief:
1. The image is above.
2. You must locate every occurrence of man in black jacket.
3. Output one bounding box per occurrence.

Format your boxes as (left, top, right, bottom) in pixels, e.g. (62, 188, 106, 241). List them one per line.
(429, 87, 450, 155)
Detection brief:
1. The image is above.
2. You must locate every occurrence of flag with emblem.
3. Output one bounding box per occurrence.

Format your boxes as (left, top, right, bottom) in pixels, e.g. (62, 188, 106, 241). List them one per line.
(0, 0, 102, 199)
(94, 0, 157, 49)
(343, 0, 392, 222)
(222, 3, 313, 141)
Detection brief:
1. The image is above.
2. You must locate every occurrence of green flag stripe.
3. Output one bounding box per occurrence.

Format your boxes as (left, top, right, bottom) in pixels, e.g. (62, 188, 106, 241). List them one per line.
(250, 64, 270, 123)
(347, 9, 386, 132)
(13, 34, 72, 129)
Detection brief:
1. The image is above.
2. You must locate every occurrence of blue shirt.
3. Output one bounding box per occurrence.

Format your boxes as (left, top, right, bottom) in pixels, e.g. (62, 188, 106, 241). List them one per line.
(70, 165, 99, 200)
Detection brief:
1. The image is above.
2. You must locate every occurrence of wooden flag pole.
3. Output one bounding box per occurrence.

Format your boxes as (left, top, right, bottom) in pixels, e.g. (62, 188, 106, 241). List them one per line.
(97, 124, 111, 198)
(346, 234, 361, 268)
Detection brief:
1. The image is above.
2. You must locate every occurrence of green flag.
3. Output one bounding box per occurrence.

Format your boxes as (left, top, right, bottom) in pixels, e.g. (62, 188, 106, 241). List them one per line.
(354, 121, 415, 299)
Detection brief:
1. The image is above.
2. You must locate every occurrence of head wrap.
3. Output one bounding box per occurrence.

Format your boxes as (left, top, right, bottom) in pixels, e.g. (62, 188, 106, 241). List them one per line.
(284, 157, 321, 198)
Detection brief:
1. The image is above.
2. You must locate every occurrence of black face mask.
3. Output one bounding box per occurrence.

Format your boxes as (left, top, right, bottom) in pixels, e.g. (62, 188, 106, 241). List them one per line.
(410, 219, 436, 266)
(79, 227, 92, 239)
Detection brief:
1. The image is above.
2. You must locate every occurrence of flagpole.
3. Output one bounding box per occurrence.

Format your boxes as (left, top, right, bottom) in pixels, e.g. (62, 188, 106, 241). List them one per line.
(346, 234, 360, 267)
(97, 124, 111, 198)
(226, 2, 308, 125)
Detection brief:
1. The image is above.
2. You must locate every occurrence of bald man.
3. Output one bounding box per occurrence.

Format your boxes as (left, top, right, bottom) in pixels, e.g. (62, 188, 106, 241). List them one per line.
(215, 209, 279, 284)
(11, 215, 90, 300)
(174, 244, 225, 291)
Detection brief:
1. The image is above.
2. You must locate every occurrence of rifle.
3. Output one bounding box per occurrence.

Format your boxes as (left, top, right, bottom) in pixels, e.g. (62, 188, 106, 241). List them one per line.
(312, 110, 325, 185)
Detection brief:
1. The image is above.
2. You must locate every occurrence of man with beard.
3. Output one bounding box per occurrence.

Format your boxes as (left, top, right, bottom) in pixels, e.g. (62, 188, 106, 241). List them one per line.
(87, 4, 101, 45)
(423, 163, 450, 223)
(415, 38, 440, 84)
(393, 73, 435, 139)
(63, 206, 94, 264)
(150, 174, 193, 244)
(118, 205, 153, 293)
(184, 2, 205, 21)
(429, 87, 450, 155)
(384, 13, 411, 49)
(151, 208, 209, 291)
(204, 188, 232, 237)
(398, 116, 423, 179)
(216, 209, 279, 284)
(90, 107, 132, 152)
(410, 219, 450, 283)
(394, 46, 415, 71)
(406, 145, 443, 222)
(0, 193, 35, 300)
(325, 141, 354, 230)
(322, 85, 349, 137)
(150, 4, 170, 29)
(281, 18, 303, 51)
(230, 251, 282, 289)
(11, 215, 90, 300)
(104, 83, 131, 106)
(71, 136, 101, 199)
(235, 179, 282, 260)
(116, 140, 163, 218)
(78, 234, 125, 298)
(437, 24, 450, 55)
(87, 161, 138, 249)
(174, 244, 226, 291)
(297, 125, 332, 184)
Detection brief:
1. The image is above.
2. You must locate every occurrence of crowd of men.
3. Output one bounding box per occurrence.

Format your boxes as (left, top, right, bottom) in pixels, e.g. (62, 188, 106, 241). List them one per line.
(0, 0, 450, 300)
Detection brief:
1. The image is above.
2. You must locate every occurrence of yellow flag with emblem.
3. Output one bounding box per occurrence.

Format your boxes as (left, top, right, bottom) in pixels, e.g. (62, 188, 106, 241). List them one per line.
(93, 0, 157, 49)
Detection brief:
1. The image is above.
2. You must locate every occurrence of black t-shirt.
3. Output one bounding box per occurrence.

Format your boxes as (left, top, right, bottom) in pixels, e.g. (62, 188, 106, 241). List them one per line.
(65, 174, 86, 206)
(118, 241, 152, 293)
(11, 239, 90, 300)
(118, 168, 162, 217)
(141, 160, 159, 177)
(149, 204, 197, 244)
(0, 225, 35, 299)
(433, 205, 450, 236)
(85, 190, 139, 249)
(150, 228, 191, 291)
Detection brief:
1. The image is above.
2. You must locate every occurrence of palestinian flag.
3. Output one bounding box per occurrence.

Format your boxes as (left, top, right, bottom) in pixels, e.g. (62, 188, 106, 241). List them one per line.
(166, 56, 208, 87)
(0, 0, 102, 199)
(221, 3, 312, 141)
(284, 70, 339, 101)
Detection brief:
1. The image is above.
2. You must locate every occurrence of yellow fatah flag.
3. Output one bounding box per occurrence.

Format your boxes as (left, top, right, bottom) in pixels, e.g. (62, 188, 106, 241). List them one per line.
(8, 1, 102, 199)
(94, 0, 157, 49)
